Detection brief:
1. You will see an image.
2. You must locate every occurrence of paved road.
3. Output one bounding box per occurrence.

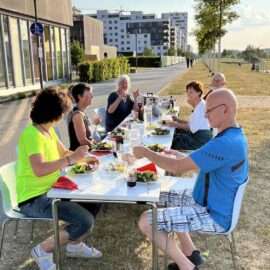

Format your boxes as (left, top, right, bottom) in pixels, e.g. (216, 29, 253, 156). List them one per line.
(0, 62, 186, 166)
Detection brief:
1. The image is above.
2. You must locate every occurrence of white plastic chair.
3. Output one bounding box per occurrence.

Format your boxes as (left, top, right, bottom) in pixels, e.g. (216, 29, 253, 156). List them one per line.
(201, 177, 250, 270)
(0, 162, 51, 258)
(164, 178, 249, 270)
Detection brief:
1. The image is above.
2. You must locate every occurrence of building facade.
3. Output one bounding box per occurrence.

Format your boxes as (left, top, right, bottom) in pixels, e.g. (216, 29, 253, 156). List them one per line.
(0, 0, 72, 95)
(161, 12, 188, 51)
(89, 10, 172, 56)
(71, 13, 116, 61)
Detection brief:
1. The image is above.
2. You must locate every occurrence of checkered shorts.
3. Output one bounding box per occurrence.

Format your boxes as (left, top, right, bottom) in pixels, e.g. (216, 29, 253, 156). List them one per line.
(147, 189, 225, 233)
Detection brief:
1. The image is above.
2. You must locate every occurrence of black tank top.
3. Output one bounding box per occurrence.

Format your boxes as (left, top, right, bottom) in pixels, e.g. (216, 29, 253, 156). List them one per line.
(68, 107, 91, 151)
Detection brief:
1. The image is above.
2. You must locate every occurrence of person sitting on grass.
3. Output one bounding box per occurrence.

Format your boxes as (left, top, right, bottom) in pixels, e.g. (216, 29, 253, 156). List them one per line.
(133, 89, 249, 270)
(16, 87, 102, 270)
(105, 74, 140, 132)
(167, 81, 212, 150)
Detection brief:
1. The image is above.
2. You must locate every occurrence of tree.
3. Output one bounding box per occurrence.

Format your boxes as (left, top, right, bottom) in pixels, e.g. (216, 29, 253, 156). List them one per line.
(71, 41, 84, 70)
(143, 47, 155, 56)
(194, 0, 240, 54)
(241, 45, 267, 63)
(167, 47, 177, 56)
(177, 48, 185, 56)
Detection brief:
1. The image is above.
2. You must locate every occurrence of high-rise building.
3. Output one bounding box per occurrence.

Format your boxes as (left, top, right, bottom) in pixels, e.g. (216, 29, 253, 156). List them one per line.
(161, 12, 188, 51)
(71, 11, 117, 61)
(89, 10, 172, 56)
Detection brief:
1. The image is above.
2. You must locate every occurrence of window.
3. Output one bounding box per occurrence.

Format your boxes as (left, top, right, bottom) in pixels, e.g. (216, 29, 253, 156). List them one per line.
(55, 27, 63, 79)
(50, 27, 57, 80)
(114, 26, 118, 30)
(9, 17, 23, 86)
(144, 34, 148, 38)
(3, 16, 14, 86)
(144, 41, 147, 44)
(109, 39, 113, 42)
(61, 28, 67, 78)
(20, 19, 32, 84)
(0, 17, 6, 88)
(114, 33, 118, 36)
(114, 20, 118, 24)
(121, 41, 124, 45)
(121, 29, 124, 32)
(115, 39, 118, 42)
(109, 27, 112, 30)
(127, 41, 130, 44)
(121, 35, 124, 39)
(121, 47, 124, 51)
(126, 47, 130, 50)
(109, 20, 112, 24)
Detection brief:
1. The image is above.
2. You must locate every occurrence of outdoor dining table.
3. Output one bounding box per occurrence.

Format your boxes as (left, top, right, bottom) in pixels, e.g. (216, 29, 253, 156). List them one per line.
(47, 108, 184, 270)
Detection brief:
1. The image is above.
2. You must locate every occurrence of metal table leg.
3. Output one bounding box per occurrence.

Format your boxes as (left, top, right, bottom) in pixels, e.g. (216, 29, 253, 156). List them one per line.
(152, 203, 158, 270)
(52, 199, 61, 270)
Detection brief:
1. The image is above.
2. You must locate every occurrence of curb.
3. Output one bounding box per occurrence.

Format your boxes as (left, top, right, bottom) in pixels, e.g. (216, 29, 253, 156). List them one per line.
(0, 90, 37, 104)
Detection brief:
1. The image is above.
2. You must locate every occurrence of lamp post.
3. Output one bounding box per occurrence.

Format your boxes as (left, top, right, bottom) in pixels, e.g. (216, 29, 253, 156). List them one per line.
(135, 27, 141, 70)
(33, 0, 44, 90)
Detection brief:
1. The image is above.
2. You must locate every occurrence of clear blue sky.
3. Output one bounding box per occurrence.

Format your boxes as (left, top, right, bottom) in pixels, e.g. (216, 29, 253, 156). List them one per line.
(73, 0, 270, 51)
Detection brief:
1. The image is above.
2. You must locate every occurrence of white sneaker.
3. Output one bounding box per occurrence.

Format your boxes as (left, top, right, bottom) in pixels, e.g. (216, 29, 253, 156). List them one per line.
(66, 242, 102, 259)
(31, 245, 56, 270)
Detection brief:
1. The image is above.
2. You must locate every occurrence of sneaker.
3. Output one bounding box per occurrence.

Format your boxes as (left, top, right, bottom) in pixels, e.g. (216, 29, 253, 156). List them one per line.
(168, 250, 204, 270)
(31, 245, 56, 270)
(66, 242, 102, 259)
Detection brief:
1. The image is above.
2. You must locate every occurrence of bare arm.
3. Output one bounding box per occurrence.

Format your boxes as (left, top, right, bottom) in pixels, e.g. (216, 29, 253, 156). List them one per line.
(72, 113, 92, 146)
(108, 95, 123, 114)
(30, 145, 89, 177)
(133, 146, 198, 175)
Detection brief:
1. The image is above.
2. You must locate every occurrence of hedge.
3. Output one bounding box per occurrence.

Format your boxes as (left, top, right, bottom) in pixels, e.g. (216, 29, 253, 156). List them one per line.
(78, 57, 130, 82)
(127, 56, 161, 67)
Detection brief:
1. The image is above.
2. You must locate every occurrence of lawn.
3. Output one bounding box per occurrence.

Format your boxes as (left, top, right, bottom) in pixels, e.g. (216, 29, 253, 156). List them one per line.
(160, 61, 270, 96)
(1, 63, 270, 270)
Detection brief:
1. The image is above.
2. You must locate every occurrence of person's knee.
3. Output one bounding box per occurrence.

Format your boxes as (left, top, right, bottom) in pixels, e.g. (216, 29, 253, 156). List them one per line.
(79, 212, 94, 235)
(138, 211, 151, 235)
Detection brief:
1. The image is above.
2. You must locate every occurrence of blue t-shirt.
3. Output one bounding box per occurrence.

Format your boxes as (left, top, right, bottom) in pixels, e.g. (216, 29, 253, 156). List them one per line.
(190, 127, 249, 231)
(105, 92, 134, 132)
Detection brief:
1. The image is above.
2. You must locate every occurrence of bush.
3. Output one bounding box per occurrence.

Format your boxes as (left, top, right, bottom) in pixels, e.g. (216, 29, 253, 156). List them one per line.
(78, 57, 130, 82)
(127, 57, 161, 67)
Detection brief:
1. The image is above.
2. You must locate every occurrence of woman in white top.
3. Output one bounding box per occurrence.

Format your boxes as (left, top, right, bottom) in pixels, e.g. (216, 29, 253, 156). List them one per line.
(166, 81, 212, 150)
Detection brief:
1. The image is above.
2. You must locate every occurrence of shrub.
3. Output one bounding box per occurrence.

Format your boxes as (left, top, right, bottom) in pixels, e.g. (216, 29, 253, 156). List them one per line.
(79, 57, 130, 83)
(127, 57, 161, 67)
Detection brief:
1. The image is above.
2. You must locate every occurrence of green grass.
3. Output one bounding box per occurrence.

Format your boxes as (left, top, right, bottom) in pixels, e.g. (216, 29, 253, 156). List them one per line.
(161, 61, 270, 96)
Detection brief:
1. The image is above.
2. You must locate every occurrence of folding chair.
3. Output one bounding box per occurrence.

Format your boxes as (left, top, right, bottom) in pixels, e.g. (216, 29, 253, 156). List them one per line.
(0, 162, 51, 258)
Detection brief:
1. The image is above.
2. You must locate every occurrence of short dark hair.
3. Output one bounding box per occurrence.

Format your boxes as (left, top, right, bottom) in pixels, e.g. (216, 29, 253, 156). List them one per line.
(186, 81, 204, 97)
(30, 87, 71, 124)
(71, 83, 91, 103)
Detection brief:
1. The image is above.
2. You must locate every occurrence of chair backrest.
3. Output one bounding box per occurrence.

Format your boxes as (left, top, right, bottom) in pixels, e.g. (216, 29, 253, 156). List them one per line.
(94, 107, 106, 127)
(0, 162, 17, 215)
(227, 177, 249, 233)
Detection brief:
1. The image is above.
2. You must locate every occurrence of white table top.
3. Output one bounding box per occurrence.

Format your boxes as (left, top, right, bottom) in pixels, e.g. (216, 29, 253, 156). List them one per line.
(47, 154, 161, 203)
(47, 106, 196, 203)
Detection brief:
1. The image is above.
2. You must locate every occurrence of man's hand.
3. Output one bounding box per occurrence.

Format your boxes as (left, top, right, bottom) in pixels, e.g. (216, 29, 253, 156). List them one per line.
(165, 120, 179, 128)
(163, 149, 181, 158)
(132, 89, 140, 100)
(133, 146, 147, 159)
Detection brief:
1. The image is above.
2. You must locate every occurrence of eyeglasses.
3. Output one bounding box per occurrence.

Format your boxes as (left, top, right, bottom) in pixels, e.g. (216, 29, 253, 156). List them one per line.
(205, 103, 226, 114)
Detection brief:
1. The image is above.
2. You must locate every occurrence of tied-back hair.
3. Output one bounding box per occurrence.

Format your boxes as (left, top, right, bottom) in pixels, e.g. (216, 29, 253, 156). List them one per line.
(30, 86, 71, 124)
